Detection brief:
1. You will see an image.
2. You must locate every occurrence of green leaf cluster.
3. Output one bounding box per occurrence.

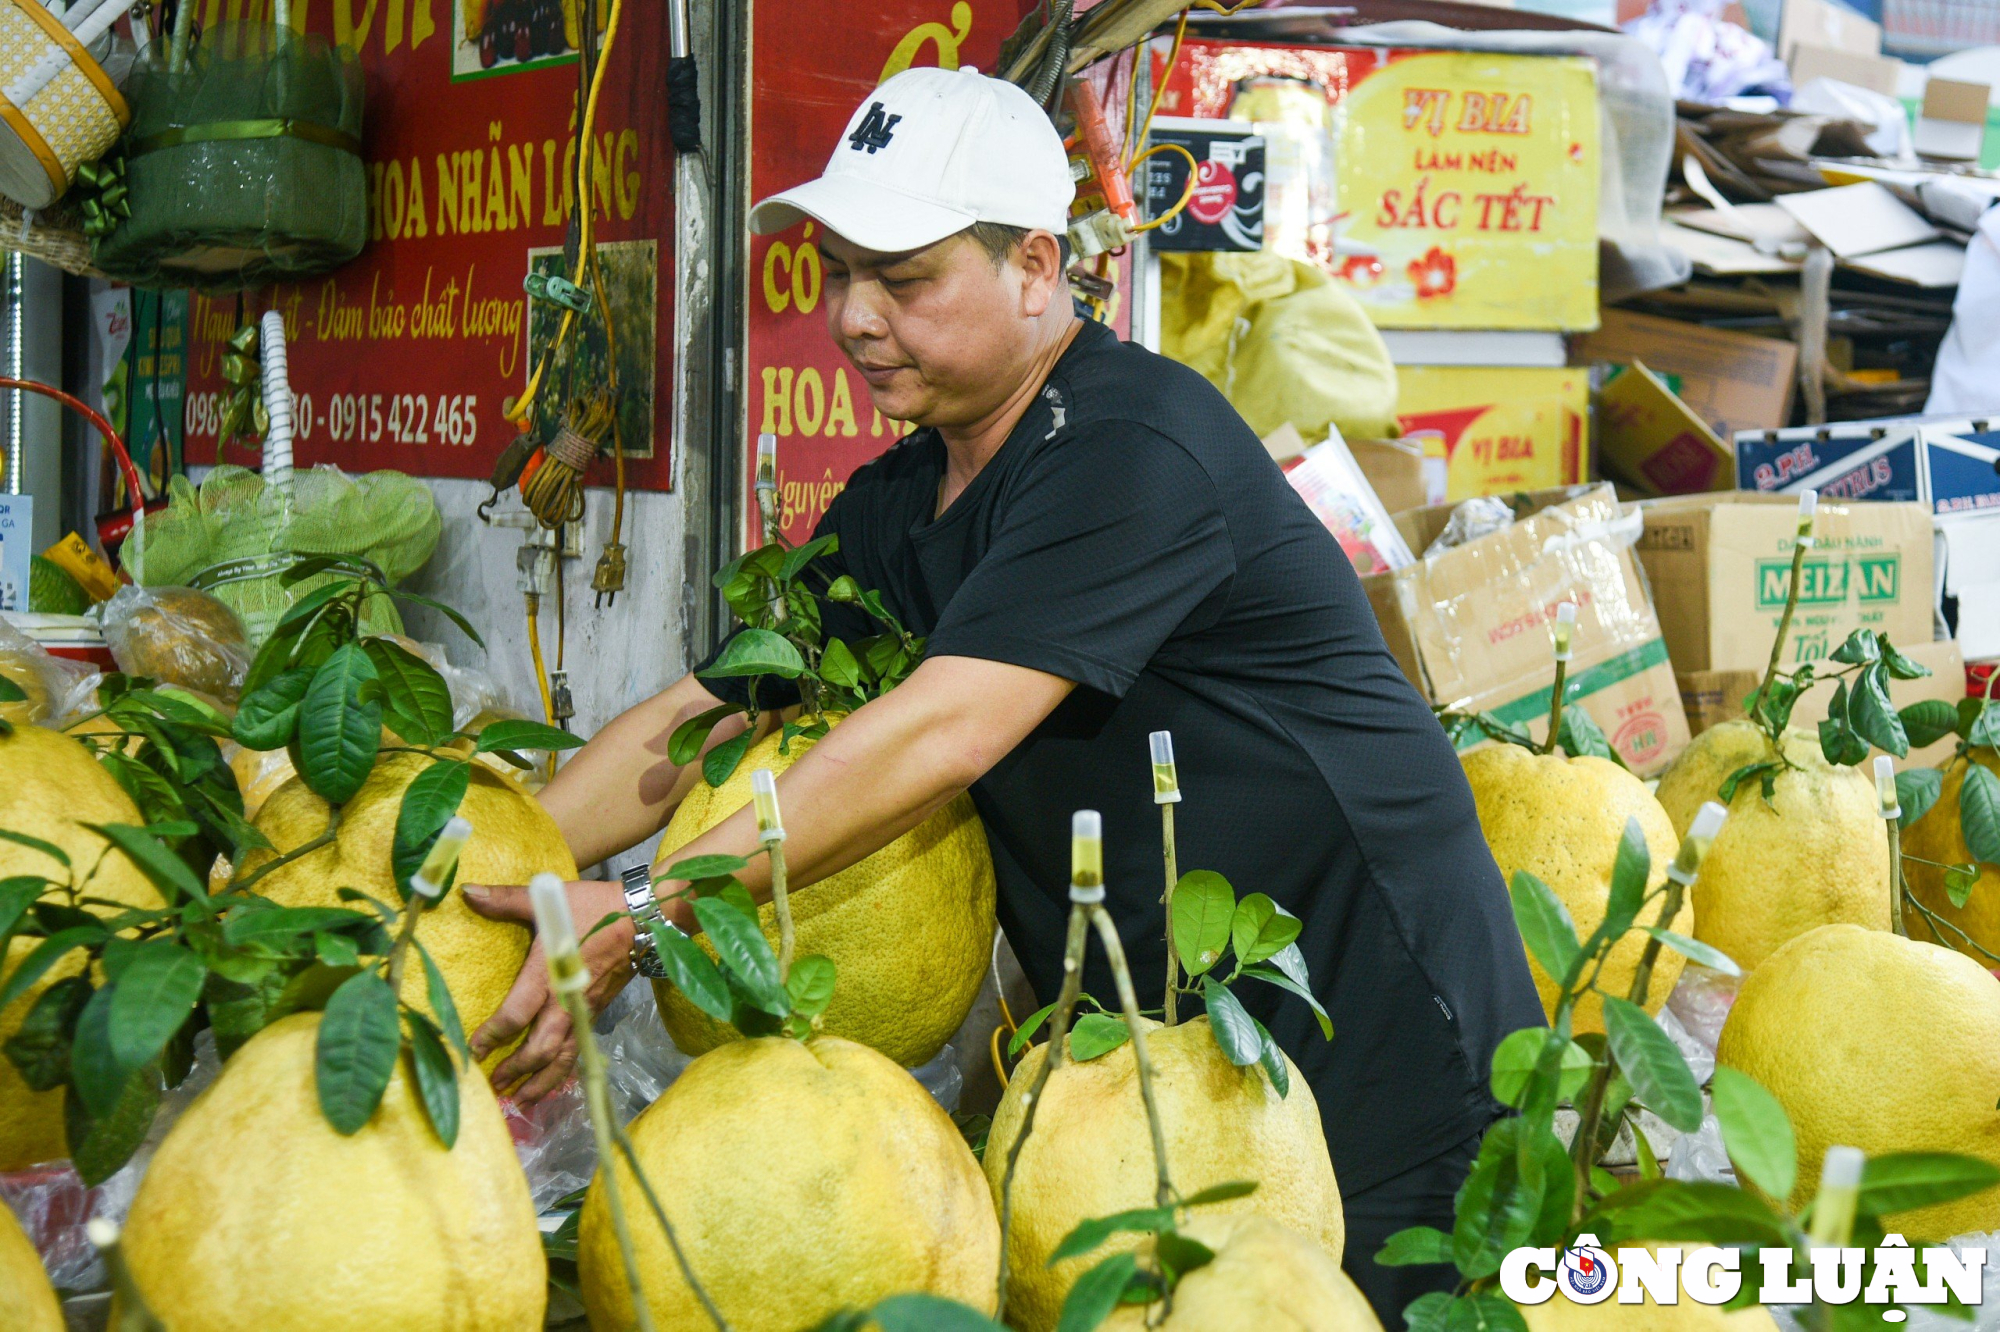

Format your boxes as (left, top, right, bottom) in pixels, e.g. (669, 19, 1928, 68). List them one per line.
(680, 537, 925, 786)
(645, 852, 837, 1041)
(1434, 704, 1626, 768)
(1050, 1181, 1261, 1332)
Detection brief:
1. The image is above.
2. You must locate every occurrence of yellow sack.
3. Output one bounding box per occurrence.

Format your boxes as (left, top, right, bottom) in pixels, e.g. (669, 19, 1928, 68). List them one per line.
(1159, 251, 1399, 444)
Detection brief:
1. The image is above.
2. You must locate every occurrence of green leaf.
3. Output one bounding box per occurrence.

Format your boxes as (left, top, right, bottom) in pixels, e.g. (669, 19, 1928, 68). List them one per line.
(391, 759, 471, 900)
(363, 639, 455, 746)
(1008, 1001, 1058, 1057)
(1849, 662, 1909, 758)
(1593, 816, 1652, 948)
(658, 853, 752, 882)
(1556, 704, 1618, 763)
(1643, 929, 1742, 977)
(0, 927, 104, 1010)
(1601, 995, 1703, 1132)
(1450, 1291, 1532, 1332)
(823, 574, 861, 602)
(649, 921, 734, 1022)
(405, 1016, 460, 1149)
(202, 967, 292, 1061)
(1901, 700, 1961, 750)
(699, 628, 806, 680)
(1201, 976, 1263, 1068)
(1897, 768, 1945, 826)
(1050, 1208, 1176, 1264)
(80, 822, 204, 905)
(2, 976, 91, 1091)
(1881, 638, 1931, 680)
(65, 1052, 160, 1186)
(68, 984, 128, 1117)
(702, 730, 753, 788)
(867, 1294, 1007, 1332)
(1238, 960, 1333, 1040)
(1508, 871, 1581, 986)
(1963, 766, 2000, 866)
(473, 719, 584, 754)
(1067, 1013, 1130, 1062)
(1250, 1013, 1290, 1097)
(1183, 1180, 1259, 1207)
(779, 534, 839, 583)
(1056, 1252, 1140, 1332)
(692, 896, 787, 1017)
(106, 942, 204, 1071)
(412, 939, 468, 1058)
(1171, 870, 1235, 976)
(0, 875, 43, 942)
(1969, 697, 2000, 749)
(786, 954, 837, 1020)
(315, 970, 402, 1134)
(232, 667, 315, 751)
(0, 673, 23, 702)
(1451, 1118, 1553, 1278)
(223, 904, 371, 946)
(1489, 1027, 1593, 1108)
(388, 590, 485, 650)
(1376, 1225, 1455, 1267)
(1722, 760, 1782, 804)
(666, 704, 739, 767)
(1710, 1066, 1796, 1201)
(1404, 1292, 1455, 1332)
(1588, 1179, 1792, 1248)
(0, 827, 69, 870)
(820, 638, 863, 690)
(1154, 1228, 1217, 1283)
(1832, 629, 1882, 665)
(1858, 1152, 2000, 1219)
(1946, 863, 1982, 909)
(297, 644, 382, 805)
(1229, 893, 1302, 969)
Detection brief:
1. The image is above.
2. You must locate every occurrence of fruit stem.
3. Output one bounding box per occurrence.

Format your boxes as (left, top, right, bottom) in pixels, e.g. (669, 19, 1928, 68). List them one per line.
(1756, 493, 1816, 738)
(228, 805, 341, 893)
(1089, 905, 1177, 1211)
(88, 1219, 164, 1332)
(750, 769, 792, 984)
(611, 1122, 732, 1331)
(995, 899, 1092, 1321)
(1540, 603, 1577, 757)
(1875, 757, 1906, 938)
(1161, 803, 1179, 1026)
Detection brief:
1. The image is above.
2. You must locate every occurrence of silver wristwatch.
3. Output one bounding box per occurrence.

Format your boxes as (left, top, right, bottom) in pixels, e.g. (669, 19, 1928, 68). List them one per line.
(622, 864, 668, 979)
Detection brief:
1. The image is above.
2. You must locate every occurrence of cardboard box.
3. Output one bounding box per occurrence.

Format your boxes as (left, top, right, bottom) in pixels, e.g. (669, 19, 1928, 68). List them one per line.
(1570, 310, 1796, 438)
(1790, 43, 1903, 97)
(1678, 637, 1964, 770)
(1363, 484, 1690, 774)
(0, 495, 29, 614)
(1916, 79, 1989, 163)
(1596, 362, 1736, 496)
(1778, 0, 1881, 63)
(1395, 366, 1587, 501)
(1636, 493, 1936, 676)
(1350, 437, 1429, 515)
(1736, 421, 1925, 504)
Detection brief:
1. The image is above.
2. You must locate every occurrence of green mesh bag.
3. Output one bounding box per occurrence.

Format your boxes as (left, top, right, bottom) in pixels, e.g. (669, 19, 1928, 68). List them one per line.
(92, 24, 365, 290)
(124, 465, 441, 646)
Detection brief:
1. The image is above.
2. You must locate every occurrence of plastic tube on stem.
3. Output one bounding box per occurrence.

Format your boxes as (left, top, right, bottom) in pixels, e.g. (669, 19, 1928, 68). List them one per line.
(529, 872, 586, 994)
(1552, 600, 1578, 662)
(1796, 488, 1818, 544)
(1149, 730, 1181, 804)
(1807, 1145, 1864, 1246)
(1669, 802, 1729, 886)
(410, 816, 472, 900)
(750, 768, 785, 843)
(1071, 810, 1104, 902)
(1874, 756, 1901, 821)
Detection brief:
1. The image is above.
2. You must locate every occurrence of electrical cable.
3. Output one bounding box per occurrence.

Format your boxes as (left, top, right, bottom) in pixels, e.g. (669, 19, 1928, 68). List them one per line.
(526, 591, 554, 724)
(1127, 6, 1188, 170)
(1127, 141, 1198, 233)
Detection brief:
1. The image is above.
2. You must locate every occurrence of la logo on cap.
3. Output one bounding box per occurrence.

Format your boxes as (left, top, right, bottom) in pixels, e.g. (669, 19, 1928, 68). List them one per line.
(848, 102, 901, 155)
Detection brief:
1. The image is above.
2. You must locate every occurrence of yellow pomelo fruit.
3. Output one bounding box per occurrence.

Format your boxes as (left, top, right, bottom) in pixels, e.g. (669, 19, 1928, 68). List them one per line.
(1462, 746, 1684, 1033)
(579, 1034, 998, 1330)
(985, 1017, 1343, 1332)
(652, 721, 995, 1067)
(108, 586, 250, 702)
(1517, 1246, 1780, 1332)
(1104, 1214, 1381, 1331)
(1716, 924, 2000, 1238)
(240, 753, 577, 1055)
(1, 1199, 62, 1332)
(1654, 722, 1888, 971)
(119, 1011, 544, 1330)
(0, 724, 161, 1171)
(1902, 750, 2000, 961)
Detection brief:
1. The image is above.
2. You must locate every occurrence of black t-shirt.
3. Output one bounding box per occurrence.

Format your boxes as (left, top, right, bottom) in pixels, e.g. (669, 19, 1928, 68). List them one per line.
(704, 320, 1543, 1193)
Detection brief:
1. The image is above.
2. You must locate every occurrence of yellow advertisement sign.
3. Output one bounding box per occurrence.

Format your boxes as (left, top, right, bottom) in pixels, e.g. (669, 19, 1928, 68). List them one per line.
(1395, 365, 1587, 500)
(1164, 46, 1601, 331)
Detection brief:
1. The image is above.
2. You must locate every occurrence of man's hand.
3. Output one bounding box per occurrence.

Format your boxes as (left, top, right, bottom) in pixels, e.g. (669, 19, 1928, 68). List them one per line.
(462, 878, 634, 1102)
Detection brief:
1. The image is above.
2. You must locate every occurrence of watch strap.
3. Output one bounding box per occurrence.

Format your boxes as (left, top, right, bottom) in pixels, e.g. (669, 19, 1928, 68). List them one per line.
(622, 864, 668, 979)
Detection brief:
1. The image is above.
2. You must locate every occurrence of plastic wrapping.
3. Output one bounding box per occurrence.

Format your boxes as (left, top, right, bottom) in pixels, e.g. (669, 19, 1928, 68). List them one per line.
(1424, 497, 1516, 556)
(99, 583, 251, 702)
(91, 24, 366, 290)
(1664, 960, 1740, 1055)
(0, 617, 90, 725)
(123, 464, 440, 647)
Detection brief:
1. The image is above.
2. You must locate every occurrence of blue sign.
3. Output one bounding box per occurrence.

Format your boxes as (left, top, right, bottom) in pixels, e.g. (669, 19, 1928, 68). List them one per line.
(1735, 426, 1923, 503)
(1919, 428, 2000, 517)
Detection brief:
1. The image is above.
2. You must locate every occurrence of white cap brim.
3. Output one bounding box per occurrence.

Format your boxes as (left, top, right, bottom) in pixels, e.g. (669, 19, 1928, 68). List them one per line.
(748, 173, 977, 254)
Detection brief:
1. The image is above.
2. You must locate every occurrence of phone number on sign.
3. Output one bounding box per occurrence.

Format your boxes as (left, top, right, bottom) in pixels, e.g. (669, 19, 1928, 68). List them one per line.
(185, 392, 481, 447)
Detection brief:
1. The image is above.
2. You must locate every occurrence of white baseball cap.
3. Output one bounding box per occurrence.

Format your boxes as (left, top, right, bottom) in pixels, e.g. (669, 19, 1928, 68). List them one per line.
(749, 65, 1074, 254)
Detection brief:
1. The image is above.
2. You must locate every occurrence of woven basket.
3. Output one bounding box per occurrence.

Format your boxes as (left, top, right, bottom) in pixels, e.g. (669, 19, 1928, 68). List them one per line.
(0, 0, 127, 208)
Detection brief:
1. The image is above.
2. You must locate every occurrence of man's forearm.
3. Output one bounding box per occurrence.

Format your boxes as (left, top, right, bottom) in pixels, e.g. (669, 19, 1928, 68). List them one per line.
(652, 655, 1071, 921)
(537, 674, 760, 867)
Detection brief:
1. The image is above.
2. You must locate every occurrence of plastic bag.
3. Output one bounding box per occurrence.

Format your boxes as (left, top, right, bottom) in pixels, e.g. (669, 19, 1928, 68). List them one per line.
(0, 617, 88, 726)
(1664, 961, 1739, 1056)
(1425, 496, 1516, 555)
(99, 584, 251, 702)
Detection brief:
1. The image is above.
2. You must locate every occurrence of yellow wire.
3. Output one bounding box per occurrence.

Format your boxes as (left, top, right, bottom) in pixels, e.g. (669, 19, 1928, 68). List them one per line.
(506, 0, 627, 429)
(526, 592, 554, 724)
(1127, 7, 1188, 171)
(1128, 141, 1199, 233)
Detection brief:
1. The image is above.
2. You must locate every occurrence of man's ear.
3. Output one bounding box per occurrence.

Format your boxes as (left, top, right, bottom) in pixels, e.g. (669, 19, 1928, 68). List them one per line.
(1017, 229, 1068, 318)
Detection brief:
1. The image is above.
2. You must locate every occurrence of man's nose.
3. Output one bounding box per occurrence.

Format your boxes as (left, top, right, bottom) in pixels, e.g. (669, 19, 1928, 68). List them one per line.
(836, 283, 891, 341)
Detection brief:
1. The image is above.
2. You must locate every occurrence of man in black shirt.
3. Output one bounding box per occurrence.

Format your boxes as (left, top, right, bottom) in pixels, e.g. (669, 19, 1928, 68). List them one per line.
(463, 65, 1543, 1323)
